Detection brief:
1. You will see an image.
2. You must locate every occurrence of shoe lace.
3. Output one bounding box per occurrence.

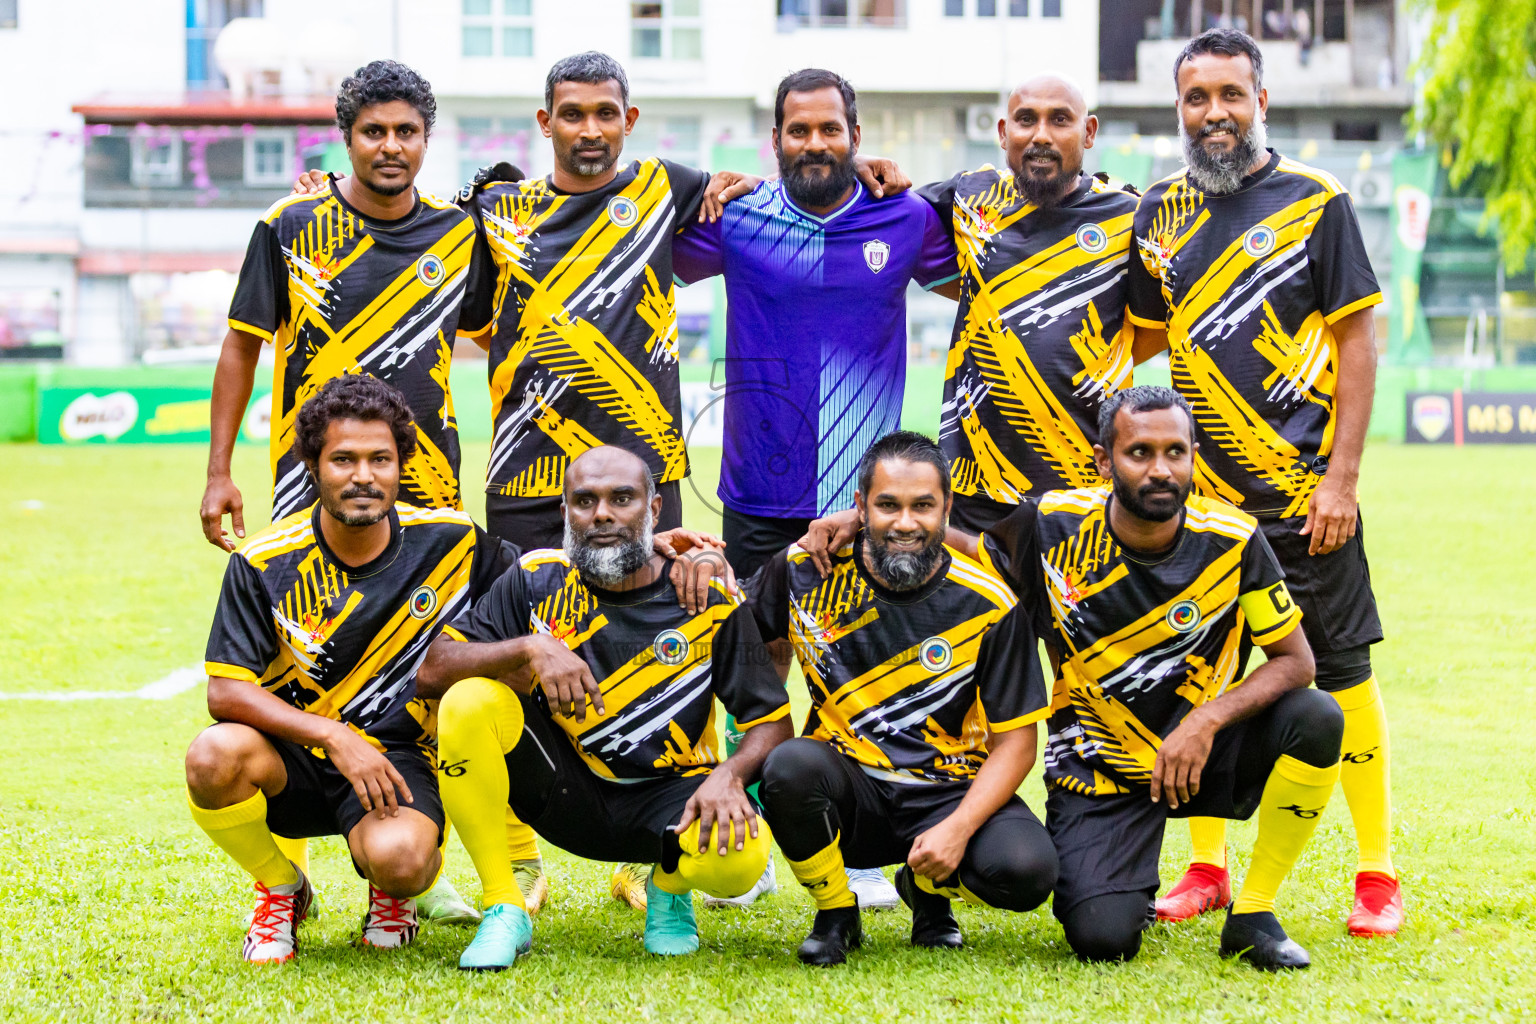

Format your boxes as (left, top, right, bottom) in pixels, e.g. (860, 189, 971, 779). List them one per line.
(250, 884, 297, 946)
(366, 888, 414, 933)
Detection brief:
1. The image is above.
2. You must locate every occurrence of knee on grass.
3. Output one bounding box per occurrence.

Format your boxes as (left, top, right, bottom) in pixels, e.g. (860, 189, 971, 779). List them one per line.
(184, 723, 270, 805)
(1061, 893, 1153, 963)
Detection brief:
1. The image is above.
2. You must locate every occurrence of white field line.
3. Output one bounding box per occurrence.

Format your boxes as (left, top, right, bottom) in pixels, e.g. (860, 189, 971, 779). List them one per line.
(0, 664, 204, 701)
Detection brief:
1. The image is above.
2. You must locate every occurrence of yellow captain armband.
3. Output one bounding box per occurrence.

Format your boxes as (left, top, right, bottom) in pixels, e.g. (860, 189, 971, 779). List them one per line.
(1237, 580, 1303, 646)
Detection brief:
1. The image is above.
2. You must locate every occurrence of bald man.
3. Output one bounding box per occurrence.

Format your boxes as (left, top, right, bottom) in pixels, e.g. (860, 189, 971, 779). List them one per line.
(418, 446, 792, 969)
(916, 76, 1143, 534)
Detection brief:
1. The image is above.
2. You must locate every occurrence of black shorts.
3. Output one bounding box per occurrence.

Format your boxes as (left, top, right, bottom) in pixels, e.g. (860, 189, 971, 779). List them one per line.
(503, 692, 715, 864)
(722, 504, 811, 579)
(266, 737, 445, 843)
(1047, 707, 1282, 917)
(485, 480, 683, 551)
(949, 491, 1023, 538)
(1256, 512, 1382, 657)
(816, 756, 1044, 871)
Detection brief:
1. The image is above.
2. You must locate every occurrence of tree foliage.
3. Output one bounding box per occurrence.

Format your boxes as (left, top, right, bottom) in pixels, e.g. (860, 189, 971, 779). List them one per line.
(1413, 0, 1536, 270)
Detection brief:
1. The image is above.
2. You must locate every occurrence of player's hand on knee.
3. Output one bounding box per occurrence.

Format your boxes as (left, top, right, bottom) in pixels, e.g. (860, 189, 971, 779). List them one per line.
(907, 818, 968, 880)
(323, 724, 414, 817)
(527, 635, 606, 721)
(797, 509, 861, 577)
(1300, 475, 1358, 556)
(678, 770, 758, 854)
(200, 475, 245, 552)
(291, 169, 331, 195)
(1150, 717, 1215, 809)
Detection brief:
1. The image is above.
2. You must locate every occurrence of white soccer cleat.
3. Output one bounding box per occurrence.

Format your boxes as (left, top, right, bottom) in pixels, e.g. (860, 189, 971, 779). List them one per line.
(701, 860, 779, 908)
(242, 869, 314, 965)
(359, 886, 419, 950)
(846, 867, 900, 911)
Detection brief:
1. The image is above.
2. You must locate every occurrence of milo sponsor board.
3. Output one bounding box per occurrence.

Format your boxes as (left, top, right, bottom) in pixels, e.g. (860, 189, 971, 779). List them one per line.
(38, 387, 272, 444)
(1406, 391, 1536, 445)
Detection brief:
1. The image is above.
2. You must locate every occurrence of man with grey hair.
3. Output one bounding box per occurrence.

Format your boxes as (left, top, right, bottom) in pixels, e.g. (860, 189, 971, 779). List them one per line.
(1126, 27, 1400, 938)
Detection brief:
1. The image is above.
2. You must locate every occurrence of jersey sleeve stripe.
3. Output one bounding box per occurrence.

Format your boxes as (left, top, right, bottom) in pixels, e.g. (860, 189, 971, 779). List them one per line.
(732, 703, 792, 731)
(1324, 291, 1383, 324)
(205, 661, 260, 682)
(439, 625, 468, 643)
(922, 270, 962, 291)
(228, 318, 274, 341)
(988, 705, 1051, 732)
(1125, 311, 1165, 329)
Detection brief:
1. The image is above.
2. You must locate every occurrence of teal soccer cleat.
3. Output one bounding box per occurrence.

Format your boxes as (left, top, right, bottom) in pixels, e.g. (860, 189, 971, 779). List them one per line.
(644, 869, 700, 955)
(457, 903, 533, 972)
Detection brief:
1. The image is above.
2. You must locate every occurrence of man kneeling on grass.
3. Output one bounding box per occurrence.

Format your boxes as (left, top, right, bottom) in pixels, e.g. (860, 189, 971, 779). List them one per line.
(185, 376, 514, 964)
(416, 445, 792, 971)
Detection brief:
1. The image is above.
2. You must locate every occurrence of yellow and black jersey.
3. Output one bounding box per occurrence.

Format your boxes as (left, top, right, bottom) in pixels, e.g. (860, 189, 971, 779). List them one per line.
(442, 550, 788, 781)
(748, 535, 1047, 784)
(1126, 150, 1383, 517)
(458, 159, 710, 499)
(229, 177, 481, 520)
(205, 503, 518, 751)
(978, 486, 1303, 797)
(918, 169, 1138, 501)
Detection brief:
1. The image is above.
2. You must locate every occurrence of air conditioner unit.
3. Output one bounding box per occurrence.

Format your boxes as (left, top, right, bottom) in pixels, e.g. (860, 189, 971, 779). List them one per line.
(965, 104, 1001, 145)
(1350, 168, 1392, 208)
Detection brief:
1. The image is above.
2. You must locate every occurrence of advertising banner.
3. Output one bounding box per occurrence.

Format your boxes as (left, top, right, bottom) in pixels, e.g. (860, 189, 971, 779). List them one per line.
(1387, 150, 1437, 365)
(37, 387, 271, 444)
(1405, 391, 1536, 444)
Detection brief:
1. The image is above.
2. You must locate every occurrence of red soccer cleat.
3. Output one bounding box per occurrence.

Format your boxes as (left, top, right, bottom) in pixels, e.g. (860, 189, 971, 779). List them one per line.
(1155, 862, 1232, 923)
(243, 871, 314, 964)
(1347, 871, 1403, 937)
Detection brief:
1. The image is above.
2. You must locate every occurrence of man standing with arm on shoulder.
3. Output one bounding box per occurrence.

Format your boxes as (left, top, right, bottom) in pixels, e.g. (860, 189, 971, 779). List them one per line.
(1125, 29, 1400, 937)
(198, 59, 500, 924)
(916, 75, 1140, 535)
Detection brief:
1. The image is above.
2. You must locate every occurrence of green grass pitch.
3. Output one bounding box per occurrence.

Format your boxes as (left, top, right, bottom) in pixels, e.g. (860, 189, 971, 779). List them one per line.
(1, 441, 1533, 1023)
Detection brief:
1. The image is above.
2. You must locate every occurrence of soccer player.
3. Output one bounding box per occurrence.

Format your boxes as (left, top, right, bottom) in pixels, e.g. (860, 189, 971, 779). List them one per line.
(802, 388, 1345, 969)
(749, 432, 1057, 966)
(415, 445, 792, 970)
(185, 376, 515, 964)
(671, 67, 957, 911)
(916, 75, 1140, 535)
(199, 59, 535, 922)
(1125, 29, 1400, 936)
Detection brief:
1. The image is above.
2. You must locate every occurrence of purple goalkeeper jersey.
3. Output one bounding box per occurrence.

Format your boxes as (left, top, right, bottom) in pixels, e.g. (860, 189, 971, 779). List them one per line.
(673, 180, 957, 518)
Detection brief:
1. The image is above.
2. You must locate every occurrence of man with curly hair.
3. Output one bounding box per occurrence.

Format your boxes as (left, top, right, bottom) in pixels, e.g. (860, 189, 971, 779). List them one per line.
(187, 375, 524, 963)
(199, 59, 547, 928)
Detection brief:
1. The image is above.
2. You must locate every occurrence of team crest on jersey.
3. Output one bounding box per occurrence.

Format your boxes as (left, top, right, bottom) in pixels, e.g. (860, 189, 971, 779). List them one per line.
(863, 239, 891, 274)
(918, 636, 953, 673)
(653, 629, 689, 666)
(415, 253, 446, 288)
(409, 585, 438, 619)
(607, 195, 639, 228)
(1076, 223, 1109, 254)
(1242, 225, 1277, 258)
(1166, 600, 1202, 633)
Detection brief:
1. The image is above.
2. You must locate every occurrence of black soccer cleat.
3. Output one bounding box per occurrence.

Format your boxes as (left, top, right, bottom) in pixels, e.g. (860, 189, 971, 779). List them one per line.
(1219, 910, 1311, 970)
(894, 866, 963, 949)
(796, 903, 863, 966)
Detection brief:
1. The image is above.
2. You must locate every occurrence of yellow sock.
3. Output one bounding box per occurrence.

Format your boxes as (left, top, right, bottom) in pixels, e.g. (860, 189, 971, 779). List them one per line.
(654, 818, 773, 898)
(1333, 677, 1394, 877)
(187, 789, 299, 888)
(1187, 817, 1228, 869)
(912, 871, 983, 905)
(273, 835, 310, 876)
(438, 677, 527, 910)
(785, 834, 856, 910)
(507, 808, 541, 863)
(1231, 754, 1340, 914)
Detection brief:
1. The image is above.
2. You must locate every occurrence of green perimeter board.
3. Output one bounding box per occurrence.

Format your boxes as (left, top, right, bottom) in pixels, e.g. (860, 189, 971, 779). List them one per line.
(21, 356, 1536, 444)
